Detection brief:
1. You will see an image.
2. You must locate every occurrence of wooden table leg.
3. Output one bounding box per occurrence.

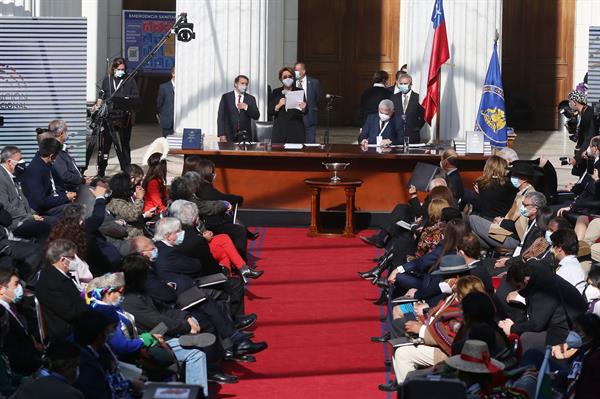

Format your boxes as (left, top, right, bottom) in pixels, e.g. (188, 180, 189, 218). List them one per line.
(344, 187, 356, 237)
(309, 187, 320, 236)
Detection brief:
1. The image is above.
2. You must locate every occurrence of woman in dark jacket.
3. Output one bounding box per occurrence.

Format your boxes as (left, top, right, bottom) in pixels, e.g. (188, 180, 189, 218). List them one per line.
(475, 155, 517, 220)
(269, 66, 307, 144)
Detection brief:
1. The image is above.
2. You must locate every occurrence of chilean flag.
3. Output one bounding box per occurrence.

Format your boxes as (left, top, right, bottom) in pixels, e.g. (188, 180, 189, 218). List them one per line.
(421, 0, 450, 125)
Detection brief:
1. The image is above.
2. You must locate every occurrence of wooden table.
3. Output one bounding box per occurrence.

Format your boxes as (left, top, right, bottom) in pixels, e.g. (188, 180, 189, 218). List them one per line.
(304, 178, 363, 237)
(170, 143, 488, 212)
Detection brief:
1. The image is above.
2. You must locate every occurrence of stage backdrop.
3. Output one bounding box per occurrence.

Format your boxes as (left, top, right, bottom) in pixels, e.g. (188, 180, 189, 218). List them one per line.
(588, 26, 600, 105)
(0, 17, 87, 163)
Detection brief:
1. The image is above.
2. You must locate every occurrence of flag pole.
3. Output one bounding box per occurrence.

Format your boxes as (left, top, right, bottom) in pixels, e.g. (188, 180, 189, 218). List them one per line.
(435, 69, 441, 144)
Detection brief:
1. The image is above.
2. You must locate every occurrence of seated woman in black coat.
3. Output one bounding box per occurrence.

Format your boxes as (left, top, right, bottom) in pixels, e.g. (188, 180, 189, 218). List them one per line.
(474, 155, 517, 220)
(269, 66, 307, 144)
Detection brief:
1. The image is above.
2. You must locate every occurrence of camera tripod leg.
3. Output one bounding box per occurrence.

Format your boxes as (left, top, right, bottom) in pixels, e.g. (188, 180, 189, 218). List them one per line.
(105, 121, 129, 172)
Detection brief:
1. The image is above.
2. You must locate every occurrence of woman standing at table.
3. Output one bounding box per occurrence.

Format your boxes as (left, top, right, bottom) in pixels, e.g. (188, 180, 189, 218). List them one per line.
(269, 67, 307, 144)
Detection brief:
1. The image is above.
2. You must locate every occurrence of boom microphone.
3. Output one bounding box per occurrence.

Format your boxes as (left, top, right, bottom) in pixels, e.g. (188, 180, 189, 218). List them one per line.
(325, 93, 342, 99)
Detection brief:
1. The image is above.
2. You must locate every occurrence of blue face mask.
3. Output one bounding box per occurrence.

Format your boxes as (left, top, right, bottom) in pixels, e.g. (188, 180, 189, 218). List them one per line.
(397, 83, 410, 94)
(114, 295, 124, 307)
(150, 248, 158, 262)
(510, 176, 521, 188)
(565, 330, 583, 349)
(12, 284, 23, 304)
(519, 204, 529, 218)
(175, 230, 185, 245)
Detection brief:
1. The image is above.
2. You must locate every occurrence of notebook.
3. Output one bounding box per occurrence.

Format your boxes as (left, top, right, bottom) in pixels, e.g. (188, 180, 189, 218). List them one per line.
(176, 286, 207, 310)
(195, 273, 227, 288)
(391, 296, 420, 304)
(407, 162, 440, 192)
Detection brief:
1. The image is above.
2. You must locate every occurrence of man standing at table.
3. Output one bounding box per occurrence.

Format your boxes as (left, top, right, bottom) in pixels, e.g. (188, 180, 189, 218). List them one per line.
(294, 62, 321, 143)
(217, 75, 260, 142)
(391, 73, 425, 144)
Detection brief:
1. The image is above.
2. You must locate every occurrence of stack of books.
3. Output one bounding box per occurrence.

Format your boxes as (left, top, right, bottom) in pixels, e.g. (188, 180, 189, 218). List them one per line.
(167, 135, 183, 150)
(453, 140, 492, 155)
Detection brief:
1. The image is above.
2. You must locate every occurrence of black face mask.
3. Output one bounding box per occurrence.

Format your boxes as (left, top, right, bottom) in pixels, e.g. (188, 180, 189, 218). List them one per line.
(14, 163, 26, 180)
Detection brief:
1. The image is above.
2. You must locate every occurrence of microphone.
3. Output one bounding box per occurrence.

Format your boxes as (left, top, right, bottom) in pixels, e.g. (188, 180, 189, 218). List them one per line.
(326, 93, 342, 99)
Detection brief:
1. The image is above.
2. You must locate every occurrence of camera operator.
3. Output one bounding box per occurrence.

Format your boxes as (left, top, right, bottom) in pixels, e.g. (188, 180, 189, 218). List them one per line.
(567, 90, 597, 176)
(95, 57, 139, 176)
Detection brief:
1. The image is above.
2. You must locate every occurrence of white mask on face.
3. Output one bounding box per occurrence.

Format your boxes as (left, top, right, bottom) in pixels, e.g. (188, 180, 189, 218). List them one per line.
(379, 113, 391, 122)
(114, 70, 125, 78)
(282, 78, 294, 87)
(238, 84, 248, 93)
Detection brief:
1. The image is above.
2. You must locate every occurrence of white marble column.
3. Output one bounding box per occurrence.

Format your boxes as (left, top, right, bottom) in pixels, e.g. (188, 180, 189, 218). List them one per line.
(175, 0, 287, 137)
(400, 0, 503, 141)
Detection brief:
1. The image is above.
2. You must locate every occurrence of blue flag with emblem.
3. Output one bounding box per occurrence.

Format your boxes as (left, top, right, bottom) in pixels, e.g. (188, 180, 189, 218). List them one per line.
(475, 41, 507, 147)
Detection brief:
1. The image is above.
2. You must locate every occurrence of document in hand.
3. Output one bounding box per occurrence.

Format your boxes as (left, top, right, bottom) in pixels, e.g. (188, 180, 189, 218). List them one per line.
(285, 89, 305, 111)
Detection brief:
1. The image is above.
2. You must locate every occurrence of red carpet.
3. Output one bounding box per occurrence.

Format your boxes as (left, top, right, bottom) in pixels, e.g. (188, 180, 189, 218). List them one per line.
(218, 227, 389, 398)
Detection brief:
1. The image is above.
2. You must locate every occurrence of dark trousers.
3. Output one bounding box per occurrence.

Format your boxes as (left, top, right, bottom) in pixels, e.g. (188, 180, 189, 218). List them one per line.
(98, 121, 132, 175)
(304, 125, 317, 143)
(1, 241, 43, 284)
(223, 278, 245, 319)
(190, 296, 236, 341)
(12, 219, 52, 244)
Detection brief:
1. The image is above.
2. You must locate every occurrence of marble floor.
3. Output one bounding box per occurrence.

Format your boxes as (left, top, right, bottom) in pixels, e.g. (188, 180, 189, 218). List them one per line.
(89, 124, 578, 188)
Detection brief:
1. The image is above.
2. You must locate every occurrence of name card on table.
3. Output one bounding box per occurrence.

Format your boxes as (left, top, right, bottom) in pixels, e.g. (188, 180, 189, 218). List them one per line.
(182, 128, 203, 149)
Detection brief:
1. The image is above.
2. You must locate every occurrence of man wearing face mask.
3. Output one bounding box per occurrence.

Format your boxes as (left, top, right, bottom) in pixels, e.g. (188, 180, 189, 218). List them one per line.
(469, 162, 542, 250)
(390, 73, 425, 144)
(567, 90, 597, 177)
(550, 229, 588, 296)
(217, 74, 260, 142)
(96, 57, 139, 176)
(47, 119, 89, 192)
(293, 62, 321, 143)
(0, 268, 43, 375)
(156, 66, 176, 137)
(21, 138, 77, 218)
(358, 99, 403, 146)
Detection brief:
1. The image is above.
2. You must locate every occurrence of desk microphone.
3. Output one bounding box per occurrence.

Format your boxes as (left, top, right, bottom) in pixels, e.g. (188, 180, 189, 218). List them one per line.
(325, 93, 342, 99)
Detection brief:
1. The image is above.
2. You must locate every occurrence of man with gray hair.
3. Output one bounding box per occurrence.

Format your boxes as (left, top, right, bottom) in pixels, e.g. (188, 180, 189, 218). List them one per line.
(390, 72, 425, 144)
(358, 98, 404, 146)
(46, 119, 88, 192)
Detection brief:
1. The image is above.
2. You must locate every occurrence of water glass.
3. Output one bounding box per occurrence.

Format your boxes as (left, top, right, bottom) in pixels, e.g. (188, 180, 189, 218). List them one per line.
(403, 136, 410, 152)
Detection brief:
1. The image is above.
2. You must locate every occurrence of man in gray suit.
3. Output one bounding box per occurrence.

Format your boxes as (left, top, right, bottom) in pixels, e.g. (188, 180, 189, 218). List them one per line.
(156, 66, 175, 137)
(294, 62, 321, 143)
(0, 146, 51, 242)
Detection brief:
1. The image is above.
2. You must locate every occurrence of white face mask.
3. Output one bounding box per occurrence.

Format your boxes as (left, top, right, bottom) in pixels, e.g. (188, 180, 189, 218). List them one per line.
(238, 84, 248, 93)
(379, 113, 391, 122)
(545, 230, 553, 244)
(282, 78, 294, 87)
(114, 70, 125, 78)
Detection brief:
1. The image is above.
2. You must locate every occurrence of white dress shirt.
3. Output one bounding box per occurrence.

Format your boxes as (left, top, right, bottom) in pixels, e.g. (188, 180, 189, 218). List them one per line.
(556, 255, 586, 293)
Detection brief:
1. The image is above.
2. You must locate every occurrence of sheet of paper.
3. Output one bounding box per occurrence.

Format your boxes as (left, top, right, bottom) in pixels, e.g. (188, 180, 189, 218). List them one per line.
(285, 90, 305, 111)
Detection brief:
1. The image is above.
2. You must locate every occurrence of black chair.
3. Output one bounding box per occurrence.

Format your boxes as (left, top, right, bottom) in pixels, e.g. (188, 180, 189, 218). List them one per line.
(254, 121, 274, 142)
(401, 377, 466, 399)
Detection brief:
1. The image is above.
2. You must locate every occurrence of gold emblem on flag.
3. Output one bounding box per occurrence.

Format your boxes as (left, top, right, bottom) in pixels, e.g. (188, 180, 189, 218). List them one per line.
(481, 107, 506, 133)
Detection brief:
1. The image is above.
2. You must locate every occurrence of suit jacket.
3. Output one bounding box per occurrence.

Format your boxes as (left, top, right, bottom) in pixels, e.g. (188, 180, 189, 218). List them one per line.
(35, 264, 89, 340)
(156, 80, 175, 130)
(11, 375, 84, 399)
(391, 90, 425, 143)
(357, 113, 404, 145)
(358, 86, 392, 125)
(0, 165, 34, 230)
(75, 345, 113, 399)
(1, 302, 42, 375)
(299, 76, 321, 127)
(21, 154, 68, 213)
(573, 106, 597, 176)
(217, 91, 260, 141)
(446, 169, 465, 208)
(176, 225, 223, 276)
(197, 184, 243, 206)
(155, 241, 203, 293)
(53, 149, 84, 192)
(122, 292, 191, 338)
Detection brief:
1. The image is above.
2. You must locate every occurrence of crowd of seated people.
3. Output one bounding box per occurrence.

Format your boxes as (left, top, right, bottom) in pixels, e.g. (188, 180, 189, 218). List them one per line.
(359, 146, 600, 398)
(0, 121, 267, 398)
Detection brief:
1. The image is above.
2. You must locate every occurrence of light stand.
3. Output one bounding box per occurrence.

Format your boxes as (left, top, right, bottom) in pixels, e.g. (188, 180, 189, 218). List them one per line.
(85, 12, 194, 175)
(323, 96, 337, 146)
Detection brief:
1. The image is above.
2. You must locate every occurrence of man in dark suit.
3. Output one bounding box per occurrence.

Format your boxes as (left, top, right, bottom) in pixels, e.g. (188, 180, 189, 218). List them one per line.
(0, 268, 43, 375)
(358, 99, 404, 145)
(0, 145, 51, 242)
(294, 62, 321, 143)
(386, 66, 409, 95)
(46, 120, 87, 192)
(217, 75, 260, 142)
(440, 148, 465, 207)
(358, 70, 392, 126)
(390, 73, 425, 144)
(156, 66, 175, 137)
(35, 239, 89, 341)
(22, 138, 77, 217)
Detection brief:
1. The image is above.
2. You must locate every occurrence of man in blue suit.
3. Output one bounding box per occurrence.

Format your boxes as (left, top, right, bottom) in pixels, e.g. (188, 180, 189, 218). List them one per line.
(294, 62, 321, 143)
(358, 99, 404, 146)
(156, 66, 175, 137)
(21, 138, 76, 217)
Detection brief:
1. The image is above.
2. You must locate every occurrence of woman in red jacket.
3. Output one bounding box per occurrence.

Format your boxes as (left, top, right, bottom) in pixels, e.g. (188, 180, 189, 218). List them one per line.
(142, 153, 168, 213)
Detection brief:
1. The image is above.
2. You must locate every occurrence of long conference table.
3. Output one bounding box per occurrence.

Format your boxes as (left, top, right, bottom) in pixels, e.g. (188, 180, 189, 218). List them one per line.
(169, 143, 488, 212)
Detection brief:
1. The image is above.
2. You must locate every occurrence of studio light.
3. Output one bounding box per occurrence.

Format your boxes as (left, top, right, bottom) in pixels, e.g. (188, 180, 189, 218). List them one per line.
(175, 14, 195, 42)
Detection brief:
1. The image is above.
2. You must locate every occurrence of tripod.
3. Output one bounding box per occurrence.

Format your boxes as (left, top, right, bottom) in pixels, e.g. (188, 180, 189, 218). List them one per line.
(85, 13, 193, 176)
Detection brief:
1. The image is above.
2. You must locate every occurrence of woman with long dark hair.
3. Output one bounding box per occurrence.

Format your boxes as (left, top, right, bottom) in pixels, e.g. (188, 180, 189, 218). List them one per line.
(107, 172, 155, 238)
(142, 153, 168, 214)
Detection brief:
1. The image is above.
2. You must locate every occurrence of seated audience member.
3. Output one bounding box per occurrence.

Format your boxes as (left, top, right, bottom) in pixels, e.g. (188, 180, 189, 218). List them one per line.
(474, 155, 517, 220)
(46, 119, 88, 192)
(183, 156, 244, 207)
(563, 313, 600, 398)
(385, 273, 484, 390)
(0, 145, 51, 242)
(0, 268, 42, 375)
(500, 259, 588, 352)
(470, 186, 545, 251)
(550, 228, 588, 295)
(22, 137, 77, 217)
(414, 198, 449, 258)
(169, 200, 263, 283)
(35, 239, 89, 341)
(439, 149, 465, 208)
(586, 267, 600, 315)
(125, 164, 145, 193)
(357, 99, 403, 146)
(11, 339, 84, 399)
(170, 174, 232, 225)
(129, 237, 267, 360)
(107, 172, 155, 238)
(358, 70, 392, 126)
(497, 147, 519, 165)
(455, 233, 494, 293)
(73, 310, 143, 399)
(143, 152, 168, 214)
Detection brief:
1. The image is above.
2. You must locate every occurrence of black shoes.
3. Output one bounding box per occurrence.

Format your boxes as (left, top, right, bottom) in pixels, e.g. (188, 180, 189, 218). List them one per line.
(373, 288, 388, 305)
(248, 231, 260, 241)
(235, 314, 257, 330)
(378, 381, 400, 392)
(240, 266, 264, 283)
(208, 372, 238, 384)
(360, 235, 384, 248)
(224, 350, 256, 363)
(234, 339, 268, 356)
(371, 332, 391, 343)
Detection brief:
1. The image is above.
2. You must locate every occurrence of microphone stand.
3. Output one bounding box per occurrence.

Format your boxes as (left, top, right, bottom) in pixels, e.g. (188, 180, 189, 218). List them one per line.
(324, 96, 336, 147)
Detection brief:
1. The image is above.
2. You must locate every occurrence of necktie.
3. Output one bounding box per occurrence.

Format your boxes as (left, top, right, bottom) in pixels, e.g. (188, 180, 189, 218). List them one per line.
(12, 177, 22, 200)
(236, 95, 242, 131)
(297, 79, 303, 89)
(403, 94, 408, 113)
(380, 121, 384, 132)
